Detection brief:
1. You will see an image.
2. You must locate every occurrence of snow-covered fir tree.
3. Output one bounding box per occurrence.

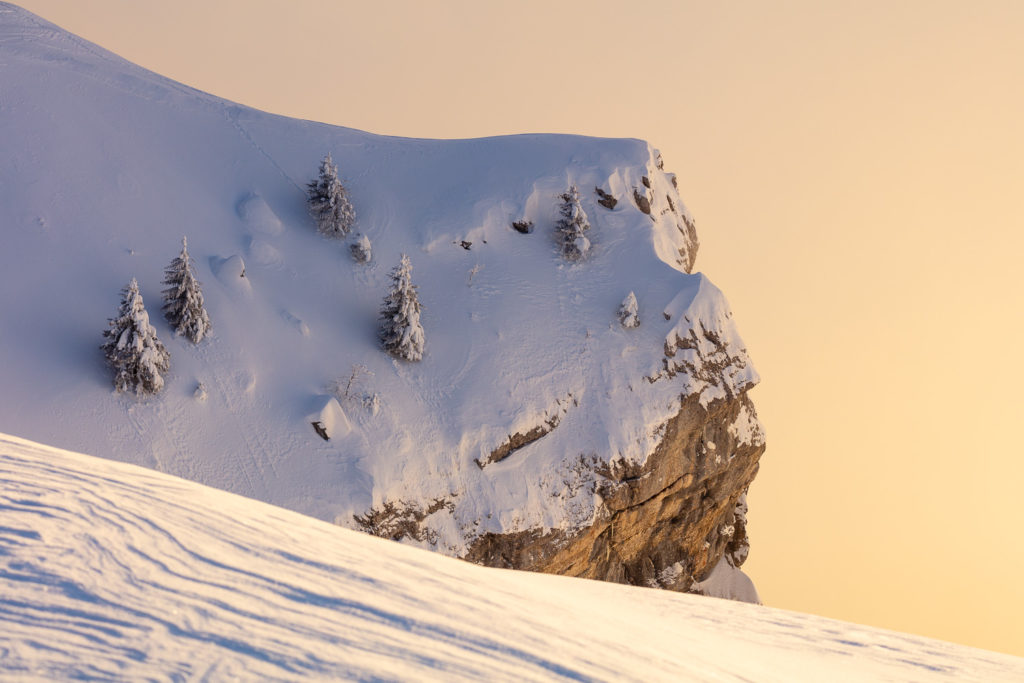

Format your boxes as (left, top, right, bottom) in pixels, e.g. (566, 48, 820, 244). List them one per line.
(379, 253, 425, 362)
(307, 152, 355, 238)
(162, 236, 211, 343)
(556, 184, 591, 261)
(101, 278, 171, 395)
(619, 291, 640, 328)
(350, 233, 372, 264)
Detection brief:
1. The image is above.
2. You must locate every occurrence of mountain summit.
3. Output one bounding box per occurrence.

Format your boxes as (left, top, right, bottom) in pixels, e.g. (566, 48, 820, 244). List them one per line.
(0, 2, 761, 597)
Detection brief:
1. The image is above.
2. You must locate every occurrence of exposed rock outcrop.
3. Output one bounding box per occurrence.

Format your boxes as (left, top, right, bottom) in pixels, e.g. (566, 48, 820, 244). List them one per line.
(595, 187, 618, 210)
(351, 150, 759, 598)
(633, 187, 652, 215)
(476, 395, 573, 468)
(358, 266, 765, 600)
(354, 497, 456, 545)
(464, 391, 764, 596)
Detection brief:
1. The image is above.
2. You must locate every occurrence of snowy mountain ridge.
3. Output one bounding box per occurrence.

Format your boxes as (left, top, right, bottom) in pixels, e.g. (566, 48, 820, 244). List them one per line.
(1, 2, 758, 591)
(3, 432, 1023, 681)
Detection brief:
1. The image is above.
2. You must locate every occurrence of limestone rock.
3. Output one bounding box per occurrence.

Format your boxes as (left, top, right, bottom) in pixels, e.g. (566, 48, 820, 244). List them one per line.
(464, 391, 764, 598)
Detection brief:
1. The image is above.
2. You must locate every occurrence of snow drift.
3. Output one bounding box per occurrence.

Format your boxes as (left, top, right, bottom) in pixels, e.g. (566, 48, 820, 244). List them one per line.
(2, 432, 1022, 681)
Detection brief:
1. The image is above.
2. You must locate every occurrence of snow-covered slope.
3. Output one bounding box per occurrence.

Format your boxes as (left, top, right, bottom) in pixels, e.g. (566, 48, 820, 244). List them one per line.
(0, 1, 755, 563)
(2, 432, 1021, 682)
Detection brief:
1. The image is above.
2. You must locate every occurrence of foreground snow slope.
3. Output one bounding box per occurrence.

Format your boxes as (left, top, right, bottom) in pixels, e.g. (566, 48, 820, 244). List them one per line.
(2, 433, 1021, 682)
(0, 2, 754, 555)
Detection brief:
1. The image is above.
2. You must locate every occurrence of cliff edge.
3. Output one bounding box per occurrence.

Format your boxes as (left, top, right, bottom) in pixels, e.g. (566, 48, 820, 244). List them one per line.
(0, 2, 763, 599)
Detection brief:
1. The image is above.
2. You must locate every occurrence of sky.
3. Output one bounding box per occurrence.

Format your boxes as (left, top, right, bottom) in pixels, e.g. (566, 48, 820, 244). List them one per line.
(15, 0, 1024, 657)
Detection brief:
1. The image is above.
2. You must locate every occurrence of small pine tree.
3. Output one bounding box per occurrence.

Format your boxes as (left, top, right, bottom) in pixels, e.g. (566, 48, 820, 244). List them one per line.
(162, 236, 211, 343)
(379, 253, 425, 361)
(556, 185, 591, 261)
(308, 152, 355, 238)
(619, 291, 640, 328)
(101, 278, 170, 395)
(350, 233, 372, 263)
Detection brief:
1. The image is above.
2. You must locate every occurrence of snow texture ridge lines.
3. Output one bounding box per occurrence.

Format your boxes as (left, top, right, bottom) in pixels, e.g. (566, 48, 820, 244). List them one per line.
(2, 432, 1023, 682)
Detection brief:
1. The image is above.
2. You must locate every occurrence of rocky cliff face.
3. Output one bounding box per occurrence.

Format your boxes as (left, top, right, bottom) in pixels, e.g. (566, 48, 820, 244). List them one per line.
(355, 181, 766, 597)
(428, 289, 763, 597)
(465, 392, 763, 594)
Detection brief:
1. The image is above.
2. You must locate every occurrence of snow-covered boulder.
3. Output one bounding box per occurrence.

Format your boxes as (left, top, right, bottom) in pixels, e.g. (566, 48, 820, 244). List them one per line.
(210, 254, 252, 296)
(237, 193, 284, 236)
(307, 395, 352, 441)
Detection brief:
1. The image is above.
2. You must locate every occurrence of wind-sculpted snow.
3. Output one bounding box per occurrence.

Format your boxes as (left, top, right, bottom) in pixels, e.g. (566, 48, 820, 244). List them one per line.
(1, 433, 1021, 681)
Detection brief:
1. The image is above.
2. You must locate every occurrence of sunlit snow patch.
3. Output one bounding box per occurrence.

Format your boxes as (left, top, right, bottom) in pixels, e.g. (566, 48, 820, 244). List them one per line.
(1, 432, 1022, 682)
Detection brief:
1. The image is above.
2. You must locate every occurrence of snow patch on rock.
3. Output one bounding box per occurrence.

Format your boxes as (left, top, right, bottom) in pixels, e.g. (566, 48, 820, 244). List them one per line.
(729, 402, 765, 448)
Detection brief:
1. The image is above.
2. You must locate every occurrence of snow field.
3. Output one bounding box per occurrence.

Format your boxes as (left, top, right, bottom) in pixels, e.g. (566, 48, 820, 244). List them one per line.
(2, 432, 1021, 682)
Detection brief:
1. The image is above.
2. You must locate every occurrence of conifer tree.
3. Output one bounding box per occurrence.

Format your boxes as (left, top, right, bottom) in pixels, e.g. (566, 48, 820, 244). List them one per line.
(619, 291, 640, 328)
(307, 152, 355, 237)
(162, 236, 211, 343)
(379, 253, 425, 361)
(556, 184, 591, 261)
(350, 233, 372, 264)
(101, 278, 170, 395)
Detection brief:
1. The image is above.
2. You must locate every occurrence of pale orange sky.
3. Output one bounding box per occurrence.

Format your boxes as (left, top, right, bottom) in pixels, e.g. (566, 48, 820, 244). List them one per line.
(16, 0, 1024, 656)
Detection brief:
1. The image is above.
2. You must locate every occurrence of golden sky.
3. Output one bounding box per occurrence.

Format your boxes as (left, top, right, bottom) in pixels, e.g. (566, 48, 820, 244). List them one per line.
(17, 0, 1024, 656)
